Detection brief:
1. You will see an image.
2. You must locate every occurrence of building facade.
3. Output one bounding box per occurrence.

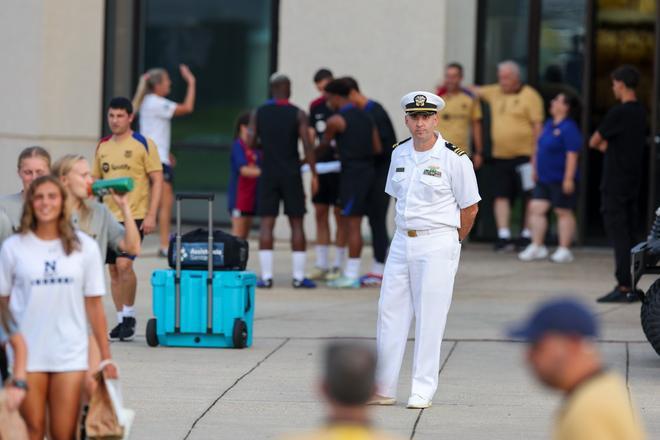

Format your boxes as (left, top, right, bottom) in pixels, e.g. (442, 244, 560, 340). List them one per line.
(1, 0, 658, 243)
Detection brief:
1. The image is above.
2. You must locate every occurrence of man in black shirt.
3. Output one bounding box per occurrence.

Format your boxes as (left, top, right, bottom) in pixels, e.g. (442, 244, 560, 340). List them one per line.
(344, 77, 396, 287)
(319, 79, 382, 288)
(248, 73, 318, 289)
(308, 69, 347, 281)
(589, 65, 647, 303)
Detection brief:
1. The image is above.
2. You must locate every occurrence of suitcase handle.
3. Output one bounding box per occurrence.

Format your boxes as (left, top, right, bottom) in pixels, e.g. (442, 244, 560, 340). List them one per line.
(176, 192, 215, 201)
(174, 193, 215, 334)
(245, 286, 251, 313)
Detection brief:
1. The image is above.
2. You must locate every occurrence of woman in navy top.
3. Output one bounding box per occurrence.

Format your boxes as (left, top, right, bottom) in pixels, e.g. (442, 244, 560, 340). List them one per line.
(519, 93, 581, 263)
(228, 113, 261, 239)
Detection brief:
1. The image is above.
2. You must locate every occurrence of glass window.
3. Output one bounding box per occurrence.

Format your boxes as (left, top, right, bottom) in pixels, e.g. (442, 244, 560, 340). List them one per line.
(142, 0, 273, 199)
(477, 0, 531, 84)
(538, 0, 586, 110)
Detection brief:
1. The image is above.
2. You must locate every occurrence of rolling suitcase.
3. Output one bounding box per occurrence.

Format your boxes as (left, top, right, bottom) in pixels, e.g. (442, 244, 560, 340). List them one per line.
(147, 193, 256, 348)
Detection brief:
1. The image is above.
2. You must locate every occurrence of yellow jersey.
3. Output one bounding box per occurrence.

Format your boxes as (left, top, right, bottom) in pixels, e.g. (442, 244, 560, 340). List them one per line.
(479, 84, 544, 159)
(92, 132, 162, 221)
(436, 87, 482, 154)
(282, 424, 403, 440)
(554, 372, 645, 440)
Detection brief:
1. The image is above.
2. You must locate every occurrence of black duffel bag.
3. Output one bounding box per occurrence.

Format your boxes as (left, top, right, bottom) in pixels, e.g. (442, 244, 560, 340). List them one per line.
(168, 228, 248, 271)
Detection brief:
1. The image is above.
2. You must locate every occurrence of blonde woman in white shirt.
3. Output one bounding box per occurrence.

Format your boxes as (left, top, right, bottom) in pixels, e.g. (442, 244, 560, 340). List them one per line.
(133, 64, 196, 257)
(0, 175, 117, 440)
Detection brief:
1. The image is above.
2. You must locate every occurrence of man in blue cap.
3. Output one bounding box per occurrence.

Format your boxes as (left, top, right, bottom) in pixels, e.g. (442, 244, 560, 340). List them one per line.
(509, 298, 645, 440)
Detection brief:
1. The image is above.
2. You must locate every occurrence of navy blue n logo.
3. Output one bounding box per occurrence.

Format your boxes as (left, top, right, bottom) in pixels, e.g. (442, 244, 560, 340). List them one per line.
(44, 261, 57, 276)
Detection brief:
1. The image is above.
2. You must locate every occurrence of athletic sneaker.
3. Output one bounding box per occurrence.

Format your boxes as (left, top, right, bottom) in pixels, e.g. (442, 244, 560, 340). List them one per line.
(292, 278, 317, 289)
(550, 247, 574, 263)
(307, 267, 329, 281)
(597, 287, 641, 303)
(119, 317, 136, 341)
(518, 244, 549, 261)
(157, 248, 168, 258)
(108, 322, 122, 341)
(327, 276, 361, 289)
(515, 236, 532, 251)
(360, 273, 383, 287)
(493, 238, 514, 252)
(325, 267, 341, 281)
(257, 278, 273, 289)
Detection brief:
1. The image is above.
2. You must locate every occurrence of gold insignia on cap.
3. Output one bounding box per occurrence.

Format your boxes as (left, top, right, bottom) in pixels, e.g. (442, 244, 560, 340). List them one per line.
(414, 95, 427, 107)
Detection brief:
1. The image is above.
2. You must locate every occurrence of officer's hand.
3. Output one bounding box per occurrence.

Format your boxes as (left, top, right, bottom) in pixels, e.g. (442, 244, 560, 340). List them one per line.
(311, 175, 319, 196)
(562, 179, 575, 195)
(472, 153, 483, 170)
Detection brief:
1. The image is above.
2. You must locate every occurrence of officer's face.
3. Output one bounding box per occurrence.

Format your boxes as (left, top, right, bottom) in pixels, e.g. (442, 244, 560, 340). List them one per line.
(405, 113, 437, 140)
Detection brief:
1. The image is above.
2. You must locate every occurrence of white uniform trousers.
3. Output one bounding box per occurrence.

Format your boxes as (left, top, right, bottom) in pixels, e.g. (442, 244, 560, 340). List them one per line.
(375, 227, 461, 400)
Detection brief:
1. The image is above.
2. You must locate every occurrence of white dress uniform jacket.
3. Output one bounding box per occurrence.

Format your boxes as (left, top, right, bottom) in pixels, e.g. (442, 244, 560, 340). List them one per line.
(376, 132, 480, 401)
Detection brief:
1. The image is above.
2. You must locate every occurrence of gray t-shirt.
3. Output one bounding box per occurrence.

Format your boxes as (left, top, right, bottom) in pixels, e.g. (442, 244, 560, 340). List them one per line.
(0, 193, 23, 230)
(0, 193, 23, 247)
(72, 200, 125, 260)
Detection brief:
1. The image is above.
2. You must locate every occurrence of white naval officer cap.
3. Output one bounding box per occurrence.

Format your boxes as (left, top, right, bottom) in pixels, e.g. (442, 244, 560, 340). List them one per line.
(400, 91, 445, 114)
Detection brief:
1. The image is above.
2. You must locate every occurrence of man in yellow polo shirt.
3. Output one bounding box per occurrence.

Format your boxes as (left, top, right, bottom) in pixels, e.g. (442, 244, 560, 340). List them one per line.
(93, 96, 163, 342)
(281, 343, 402, 440)
(474, 60, 544, 252)
(436, 62, 484, 168)
(509, 298, 645, 440)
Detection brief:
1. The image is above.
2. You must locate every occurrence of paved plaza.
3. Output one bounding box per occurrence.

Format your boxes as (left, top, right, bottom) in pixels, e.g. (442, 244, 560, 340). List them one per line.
(110, 235, 660, 439)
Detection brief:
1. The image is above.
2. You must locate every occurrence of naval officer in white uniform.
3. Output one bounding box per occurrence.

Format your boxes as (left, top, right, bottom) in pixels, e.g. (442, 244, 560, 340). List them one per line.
(371, 91, 480, 409)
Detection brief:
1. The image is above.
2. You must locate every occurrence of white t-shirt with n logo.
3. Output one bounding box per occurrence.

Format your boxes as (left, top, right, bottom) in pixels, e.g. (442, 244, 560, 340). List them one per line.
(0, 231, 106, 372)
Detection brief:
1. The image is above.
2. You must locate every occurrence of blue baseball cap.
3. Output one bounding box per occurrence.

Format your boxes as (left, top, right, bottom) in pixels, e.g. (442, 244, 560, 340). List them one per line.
(507, 298, 599, 343)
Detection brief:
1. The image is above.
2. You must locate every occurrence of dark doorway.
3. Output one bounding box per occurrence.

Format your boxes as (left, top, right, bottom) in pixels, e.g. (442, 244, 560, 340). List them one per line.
(581, 0, 656, 244)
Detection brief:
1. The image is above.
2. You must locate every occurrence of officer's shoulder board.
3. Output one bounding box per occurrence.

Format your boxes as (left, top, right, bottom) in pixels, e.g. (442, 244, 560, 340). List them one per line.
(444, 141, 467, 157)
(392, 137, 411, 150)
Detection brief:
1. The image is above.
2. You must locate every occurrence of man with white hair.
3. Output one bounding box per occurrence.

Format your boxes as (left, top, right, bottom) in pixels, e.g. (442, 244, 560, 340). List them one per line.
(474, 61, 544, 252)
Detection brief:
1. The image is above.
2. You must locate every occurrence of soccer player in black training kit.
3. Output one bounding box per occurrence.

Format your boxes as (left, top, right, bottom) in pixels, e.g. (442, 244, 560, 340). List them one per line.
(343, 76, 396, 287)
(319, 79, 382, 289)
(308, 69, 347, 281)
(589, 64, 647, 303)
(248, 73, 319, 289)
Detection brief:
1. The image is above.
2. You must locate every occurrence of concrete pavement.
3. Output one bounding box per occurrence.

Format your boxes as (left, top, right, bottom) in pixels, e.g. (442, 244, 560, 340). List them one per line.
(108, 235, 660, 439)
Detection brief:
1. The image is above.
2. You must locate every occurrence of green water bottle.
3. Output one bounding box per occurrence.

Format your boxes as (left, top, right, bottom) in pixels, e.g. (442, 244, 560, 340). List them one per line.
(90, 177, 134, 197)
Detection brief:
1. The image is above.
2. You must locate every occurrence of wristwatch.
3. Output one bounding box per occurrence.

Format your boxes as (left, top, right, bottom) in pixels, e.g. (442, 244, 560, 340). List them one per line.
(10, 379, 28, 391)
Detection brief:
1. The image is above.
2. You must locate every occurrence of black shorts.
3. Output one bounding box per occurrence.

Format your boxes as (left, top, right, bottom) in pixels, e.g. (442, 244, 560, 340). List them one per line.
(532, 181, 577, 210)
(340, 166, 374, 217)
(106, 219, 144, 264)
(312, 172, 340, 205)
(492, 156, 532, 199)
(162, 163, 174, 184)
(257, 173, 306, 217)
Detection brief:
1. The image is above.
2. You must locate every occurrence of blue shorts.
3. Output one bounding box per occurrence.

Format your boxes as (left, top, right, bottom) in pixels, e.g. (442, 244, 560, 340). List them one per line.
(532, 181, 577, 210)
(162, 163, 174, 184)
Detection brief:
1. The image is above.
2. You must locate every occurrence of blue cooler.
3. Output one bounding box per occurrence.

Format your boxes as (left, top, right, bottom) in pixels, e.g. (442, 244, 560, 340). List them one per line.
(146, 193, 256, 348)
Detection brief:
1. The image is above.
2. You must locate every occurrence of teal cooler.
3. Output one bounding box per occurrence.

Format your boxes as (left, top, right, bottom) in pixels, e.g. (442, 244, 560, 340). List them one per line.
(148, 270, 255, 348)
(146, 192, 255, 349)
